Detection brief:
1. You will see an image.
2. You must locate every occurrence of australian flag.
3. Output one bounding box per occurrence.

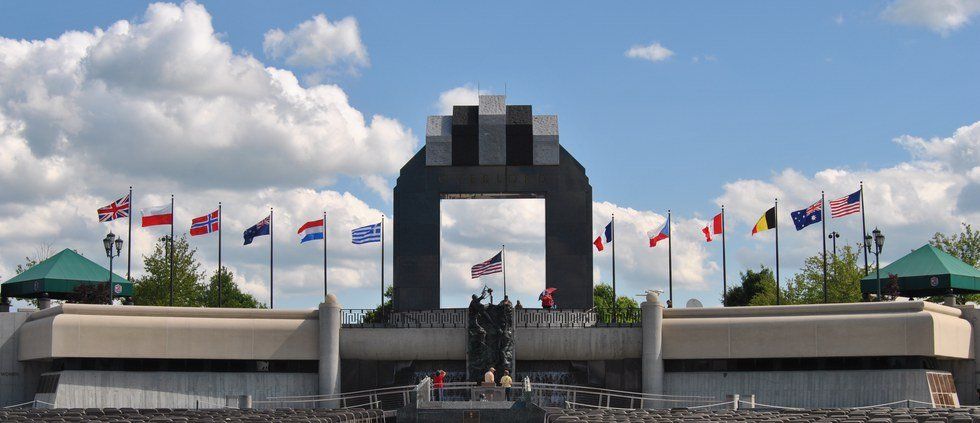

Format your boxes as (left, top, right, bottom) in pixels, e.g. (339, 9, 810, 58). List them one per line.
(244, 215, 271, 245)
(791, 200, 823, 231)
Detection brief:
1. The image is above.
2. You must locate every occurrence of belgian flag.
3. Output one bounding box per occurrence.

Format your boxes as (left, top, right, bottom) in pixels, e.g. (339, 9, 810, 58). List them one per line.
(752, 207, 776, 235)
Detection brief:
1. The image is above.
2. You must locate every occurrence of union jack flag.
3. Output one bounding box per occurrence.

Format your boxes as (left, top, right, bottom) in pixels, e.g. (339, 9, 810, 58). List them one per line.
(97, 194, 131, 222)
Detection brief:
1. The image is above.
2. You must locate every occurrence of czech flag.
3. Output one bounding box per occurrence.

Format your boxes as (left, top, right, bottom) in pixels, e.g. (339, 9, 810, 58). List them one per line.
(648, 216, 670, 248)
(594, 221, 613, 252)
(298, 218, 325, 244)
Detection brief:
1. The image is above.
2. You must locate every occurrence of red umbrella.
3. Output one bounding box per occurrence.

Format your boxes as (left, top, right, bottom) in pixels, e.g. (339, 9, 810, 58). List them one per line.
(539, 288, 557, 299)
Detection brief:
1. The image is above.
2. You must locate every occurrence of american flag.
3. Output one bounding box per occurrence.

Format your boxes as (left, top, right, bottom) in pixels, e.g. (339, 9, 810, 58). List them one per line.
(830, 190, 862, 218)
(190, 209, 220, 236)
(471, 251, 503, 279)
(97, 194, 131, 222)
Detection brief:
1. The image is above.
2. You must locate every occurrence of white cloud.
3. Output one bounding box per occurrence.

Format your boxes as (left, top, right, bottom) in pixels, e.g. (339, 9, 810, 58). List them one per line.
(0, 2, 416, 309)
(882, 0, 980, 35)
(716, 121, 980, 291)
(436, 85, 486, 114)
(436, 199, 718, 308)
(625, 42, 674, 62)
(263, 14, 369, 73)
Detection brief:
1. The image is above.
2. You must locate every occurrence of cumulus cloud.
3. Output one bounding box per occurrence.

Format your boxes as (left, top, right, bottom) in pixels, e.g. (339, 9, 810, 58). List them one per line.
(437, 199, 718, 308)
(263, 14, 369, 74)
(625, 42, 674, 62)
(0, 2, 415, 309)
(436, 85, 486, 114)
(882, 0, 980, 35)
(716, 121, 980, 289)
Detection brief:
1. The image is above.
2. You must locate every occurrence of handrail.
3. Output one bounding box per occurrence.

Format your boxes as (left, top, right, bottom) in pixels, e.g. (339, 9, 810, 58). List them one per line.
(531, 382, 715, 400)
(265, 384, 417, 400)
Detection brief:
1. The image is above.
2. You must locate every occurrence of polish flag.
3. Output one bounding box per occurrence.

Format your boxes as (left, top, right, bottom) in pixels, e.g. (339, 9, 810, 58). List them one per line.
(702, 213, 723, 242)
(141, 204, 173, 227)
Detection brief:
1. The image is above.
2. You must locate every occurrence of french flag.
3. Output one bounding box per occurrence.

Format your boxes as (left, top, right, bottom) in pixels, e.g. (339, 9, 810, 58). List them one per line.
(594, 221, 613, 252)
(297, 218, 325, 244)
(648, 216, 670, 248)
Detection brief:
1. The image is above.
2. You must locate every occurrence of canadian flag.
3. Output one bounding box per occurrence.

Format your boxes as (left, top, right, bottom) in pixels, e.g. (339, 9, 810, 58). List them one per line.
(141, 204, 173, 227)
(702, 212, 723, 242)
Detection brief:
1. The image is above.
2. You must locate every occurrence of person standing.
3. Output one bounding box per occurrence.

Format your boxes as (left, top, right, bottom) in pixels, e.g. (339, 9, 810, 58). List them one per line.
(500, 369, 513, 400)
(432, 370, 445, 401)
(484, 367, 496, 385)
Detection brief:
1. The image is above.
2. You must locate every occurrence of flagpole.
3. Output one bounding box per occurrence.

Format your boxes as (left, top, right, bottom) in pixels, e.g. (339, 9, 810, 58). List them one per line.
(323, 212, 327, 301)
(324, 211, 328, 300)
(381, 215, 385, 307)
(775, 198, 780, 306)
(860, 181, 869, 276)
(169, 194, 174, 307)
(668, 210, 673, 308)
(270, 207, 274, 309)
(218, 202, 222, 308)
(127, 186, 132, 282)
(721, 205, 727, 306)
(821, 191, 828, 303)
(611, 214, 616, 312)
(502, 244, 507, 298)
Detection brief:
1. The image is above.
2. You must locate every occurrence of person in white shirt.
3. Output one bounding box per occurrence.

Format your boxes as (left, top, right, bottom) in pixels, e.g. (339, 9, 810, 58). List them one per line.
(484, 367, 496, 385)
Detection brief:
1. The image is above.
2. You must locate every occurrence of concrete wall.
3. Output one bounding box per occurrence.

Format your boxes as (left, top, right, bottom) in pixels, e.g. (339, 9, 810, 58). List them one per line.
(20, 304, 319, 361)
(665, 369, 937, 408)
(1, 312, 44, 406)
(45, 370, 317, 409)
(663, 301, 972, 360)
(340, 328, 467, 361)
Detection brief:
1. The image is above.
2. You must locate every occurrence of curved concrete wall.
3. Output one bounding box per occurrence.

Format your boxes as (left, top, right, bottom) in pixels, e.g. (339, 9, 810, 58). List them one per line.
(662, 301, 972, 360)
(19, 304, 319, 361)
(16, 301, 973, 362)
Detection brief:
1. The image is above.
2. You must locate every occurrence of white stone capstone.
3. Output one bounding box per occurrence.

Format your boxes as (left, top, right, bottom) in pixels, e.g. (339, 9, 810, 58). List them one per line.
(425, 115, 453, 166)
(478, 95, 506, 115)
(532, 115, 559, 165)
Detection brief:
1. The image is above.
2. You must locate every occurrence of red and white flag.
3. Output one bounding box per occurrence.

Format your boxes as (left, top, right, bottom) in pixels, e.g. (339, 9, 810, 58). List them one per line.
(190, 209, 220, 236)
(141, 204, 173, 227)
(702, 212, 723, 242)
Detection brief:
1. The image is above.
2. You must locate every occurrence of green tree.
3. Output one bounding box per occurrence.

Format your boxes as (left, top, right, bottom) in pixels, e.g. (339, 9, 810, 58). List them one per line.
(781, 245, 864, 304)
(931, 224, 980, 267)
(929, 223, 980, 304)
(133, 235, 207, 306)
(723, 266, 776, 306)
(363, 285, 393, 323)
(593, 283, 639, 323)
(204, 267, 265, 308)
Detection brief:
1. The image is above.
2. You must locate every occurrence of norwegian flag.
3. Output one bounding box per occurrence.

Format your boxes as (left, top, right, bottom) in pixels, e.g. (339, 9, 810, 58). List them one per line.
(190, 209, 220, 236)
(98, 194, 131, 222)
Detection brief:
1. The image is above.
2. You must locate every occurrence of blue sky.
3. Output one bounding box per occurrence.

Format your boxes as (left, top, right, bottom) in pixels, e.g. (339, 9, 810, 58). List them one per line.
(0, 1, 977, 309)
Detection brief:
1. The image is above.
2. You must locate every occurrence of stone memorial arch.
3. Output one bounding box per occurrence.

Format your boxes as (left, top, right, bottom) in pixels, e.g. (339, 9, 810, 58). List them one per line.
(393, 95, 593, 310)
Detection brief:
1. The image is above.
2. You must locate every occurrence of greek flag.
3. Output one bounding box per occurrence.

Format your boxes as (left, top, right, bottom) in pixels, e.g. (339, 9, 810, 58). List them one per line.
(351, 222, 382, 244)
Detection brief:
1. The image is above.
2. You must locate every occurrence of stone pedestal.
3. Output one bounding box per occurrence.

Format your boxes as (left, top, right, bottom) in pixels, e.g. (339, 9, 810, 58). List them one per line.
(318, 295, 341, 408)
(641, 290, 664, 407)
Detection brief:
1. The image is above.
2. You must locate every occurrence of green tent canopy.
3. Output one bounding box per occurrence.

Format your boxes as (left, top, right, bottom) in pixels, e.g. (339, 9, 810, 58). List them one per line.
(1, 248, 133, 300)
(860, 244, 980, 297)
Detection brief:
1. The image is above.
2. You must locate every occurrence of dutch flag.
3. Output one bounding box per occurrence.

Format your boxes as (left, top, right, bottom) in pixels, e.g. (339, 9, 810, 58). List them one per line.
(297, 219, 325, 244)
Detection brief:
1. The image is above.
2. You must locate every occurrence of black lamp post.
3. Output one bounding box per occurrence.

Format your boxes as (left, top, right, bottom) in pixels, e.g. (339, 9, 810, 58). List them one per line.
(828, 231, 840, 258)
(865, 228, 885, 301)
(103, 232, 124, 305)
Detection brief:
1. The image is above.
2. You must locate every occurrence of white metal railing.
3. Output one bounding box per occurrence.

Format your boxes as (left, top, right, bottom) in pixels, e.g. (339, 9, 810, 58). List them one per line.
(2, 400, 55, 409)
(257, 384, 416, 410)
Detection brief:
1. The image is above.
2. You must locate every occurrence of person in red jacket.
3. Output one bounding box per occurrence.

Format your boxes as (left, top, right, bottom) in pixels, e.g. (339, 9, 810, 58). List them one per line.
(432, 370, 446, 401)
